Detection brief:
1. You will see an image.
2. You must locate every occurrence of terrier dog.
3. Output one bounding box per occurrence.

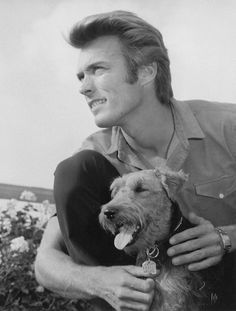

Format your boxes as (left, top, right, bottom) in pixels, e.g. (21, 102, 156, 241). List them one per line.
(99, 166, 221, 311)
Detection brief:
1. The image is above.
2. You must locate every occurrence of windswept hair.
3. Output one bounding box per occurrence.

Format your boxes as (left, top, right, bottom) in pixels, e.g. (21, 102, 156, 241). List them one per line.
(69, 10, 173, 104)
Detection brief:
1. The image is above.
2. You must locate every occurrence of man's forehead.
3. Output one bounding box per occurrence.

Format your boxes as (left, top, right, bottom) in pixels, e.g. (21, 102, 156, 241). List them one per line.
(77, 36, 124, 70)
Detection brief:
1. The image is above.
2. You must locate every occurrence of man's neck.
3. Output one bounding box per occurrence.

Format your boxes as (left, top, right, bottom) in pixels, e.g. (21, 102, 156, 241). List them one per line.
(121, 101, 174, 159)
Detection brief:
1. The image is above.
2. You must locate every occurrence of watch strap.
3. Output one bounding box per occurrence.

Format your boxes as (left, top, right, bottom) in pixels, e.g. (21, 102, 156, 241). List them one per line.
(215, 227, 232, 254)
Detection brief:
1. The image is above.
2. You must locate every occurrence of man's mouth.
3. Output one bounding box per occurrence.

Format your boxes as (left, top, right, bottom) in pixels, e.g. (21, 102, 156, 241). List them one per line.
(114, 223, 141, 250)
(89, 98, 106, 110)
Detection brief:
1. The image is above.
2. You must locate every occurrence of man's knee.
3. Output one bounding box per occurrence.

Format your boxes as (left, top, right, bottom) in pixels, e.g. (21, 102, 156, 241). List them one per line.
(55, 150, 113, 178)
(54, 150, 119, 199)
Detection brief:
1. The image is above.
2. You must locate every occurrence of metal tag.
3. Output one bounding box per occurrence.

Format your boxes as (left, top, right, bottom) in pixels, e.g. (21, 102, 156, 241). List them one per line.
(142, 260, 157, 275)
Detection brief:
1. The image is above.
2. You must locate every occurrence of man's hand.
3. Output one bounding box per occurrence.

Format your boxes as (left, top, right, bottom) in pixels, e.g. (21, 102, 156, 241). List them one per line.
(96, 265, 157, 311)
(167, 212, 225, 271)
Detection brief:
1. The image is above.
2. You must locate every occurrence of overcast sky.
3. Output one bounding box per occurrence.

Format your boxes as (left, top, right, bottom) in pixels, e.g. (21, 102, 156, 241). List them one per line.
(0, 0, 236, 189)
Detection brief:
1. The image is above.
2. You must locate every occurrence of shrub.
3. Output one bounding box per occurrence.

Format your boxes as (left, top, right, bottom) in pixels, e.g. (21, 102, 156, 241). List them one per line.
(0, 196, 92, 311)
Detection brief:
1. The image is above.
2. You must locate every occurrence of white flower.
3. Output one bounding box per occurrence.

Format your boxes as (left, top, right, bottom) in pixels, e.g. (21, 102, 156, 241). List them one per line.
(26, 202, 54, 228)
(35, 285, 44, 293)
(10, 236, 29, 253)
(42, 200, 50, 208)
(20, 190, 37, 202)
(35, 215, 47, 228)
(6, 208, 17, 219)
(7, 199, 17, 209)
(1, 218, 12, 235)
(6, 199, 18, 219)
(35, 208, 51, 228)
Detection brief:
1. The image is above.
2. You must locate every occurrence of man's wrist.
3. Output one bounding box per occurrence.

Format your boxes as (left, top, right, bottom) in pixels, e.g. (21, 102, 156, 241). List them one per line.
(86, 266, 109, 299)
(215, 227, 232, 254)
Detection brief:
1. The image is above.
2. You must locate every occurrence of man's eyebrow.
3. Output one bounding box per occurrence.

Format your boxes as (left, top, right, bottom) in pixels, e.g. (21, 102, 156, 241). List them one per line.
(77, 61, 109, 78)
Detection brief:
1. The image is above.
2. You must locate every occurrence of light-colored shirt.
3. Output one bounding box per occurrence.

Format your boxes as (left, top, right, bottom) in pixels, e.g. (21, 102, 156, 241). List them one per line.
(80, 98, 236, 226)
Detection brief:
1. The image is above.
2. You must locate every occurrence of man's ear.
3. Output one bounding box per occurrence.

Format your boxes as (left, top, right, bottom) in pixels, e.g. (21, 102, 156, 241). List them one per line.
(138, 62, 157, 86)
(154, 166, 188, 199)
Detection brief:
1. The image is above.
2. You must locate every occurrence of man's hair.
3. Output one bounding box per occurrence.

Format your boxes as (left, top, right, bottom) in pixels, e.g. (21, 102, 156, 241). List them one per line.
(69, 10, 173, 104)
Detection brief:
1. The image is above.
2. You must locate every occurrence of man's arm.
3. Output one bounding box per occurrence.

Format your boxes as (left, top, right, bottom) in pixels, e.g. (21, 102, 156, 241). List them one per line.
(35, 216, 156, 310)
(35, 216, 93, 299)
(167, 212, 236, 271)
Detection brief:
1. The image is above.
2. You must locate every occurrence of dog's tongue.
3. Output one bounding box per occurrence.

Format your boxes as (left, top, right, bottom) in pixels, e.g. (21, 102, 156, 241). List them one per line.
(114, 227, 133, 250)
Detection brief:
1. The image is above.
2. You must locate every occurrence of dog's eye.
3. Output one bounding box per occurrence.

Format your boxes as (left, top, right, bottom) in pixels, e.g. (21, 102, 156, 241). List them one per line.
(111, 188, 118, 198)
(134, 184, 148, 193)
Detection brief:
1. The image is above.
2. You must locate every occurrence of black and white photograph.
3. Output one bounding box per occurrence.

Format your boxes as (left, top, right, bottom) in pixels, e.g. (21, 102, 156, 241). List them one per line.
(0, 1, 236, 310)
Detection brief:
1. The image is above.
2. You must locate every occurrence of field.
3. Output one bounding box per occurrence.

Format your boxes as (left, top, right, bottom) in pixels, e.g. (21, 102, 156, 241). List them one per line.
(0, 183, 54, 204)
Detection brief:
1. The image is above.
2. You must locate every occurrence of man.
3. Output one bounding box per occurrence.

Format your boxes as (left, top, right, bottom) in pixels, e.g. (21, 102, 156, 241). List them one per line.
(35, 11, 236, 310)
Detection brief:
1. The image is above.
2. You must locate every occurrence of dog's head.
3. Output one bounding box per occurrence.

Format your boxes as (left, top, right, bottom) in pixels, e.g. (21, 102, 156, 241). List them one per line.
(99, 165, 188, 254)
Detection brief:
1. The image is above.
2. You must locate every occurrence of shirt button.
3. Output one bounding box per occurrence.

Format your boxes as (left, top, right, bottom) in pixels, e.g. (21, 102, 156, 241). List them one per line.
(219, 193, 224, 199)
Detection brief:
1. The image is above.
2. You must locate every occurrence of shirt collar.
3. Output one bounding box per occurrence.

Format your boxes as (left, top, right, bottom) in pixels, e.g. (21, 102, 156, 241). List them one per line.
(105, 98, 205, 157)
(105, 126, 121, 155)
(105, 127, 148, 169)
(171, 98, 205, 139)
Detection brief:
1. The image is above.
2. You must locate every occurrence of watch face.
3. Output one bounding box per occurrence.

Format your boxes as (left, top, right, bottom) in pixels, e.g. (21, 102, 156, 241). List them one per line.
(223, 233, 231, 249)
(224, 235, 232, 252)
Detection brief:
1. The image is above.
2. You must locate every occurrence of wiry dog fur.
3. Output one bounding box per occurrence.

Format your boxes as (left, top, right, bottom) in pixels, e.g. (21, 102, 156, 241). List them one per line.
(99, 165, 219, 311)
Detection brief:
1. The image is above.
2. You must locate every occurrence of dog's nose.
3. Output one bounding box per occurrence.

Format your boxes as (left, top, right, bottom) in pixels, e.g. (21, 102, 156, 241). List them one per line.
(104, 209, 116, 220)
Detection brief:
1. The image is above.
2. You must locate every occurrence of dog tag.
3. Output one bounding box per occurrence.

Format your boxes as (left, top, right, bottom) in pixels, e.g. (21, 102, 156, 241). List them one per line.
(142, 260, 157, 275)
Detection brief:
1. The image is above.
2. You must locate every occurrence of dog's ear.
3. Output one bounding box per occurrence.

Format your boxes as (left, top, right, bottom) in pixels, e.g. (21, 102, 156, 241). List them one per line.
(154, 166, 188, 199)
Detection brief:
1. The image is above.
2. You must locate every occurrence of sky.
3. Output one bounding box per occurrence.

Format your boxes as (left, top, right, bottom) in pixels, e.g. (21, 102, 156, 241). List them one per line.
(0, 0, 236, 189)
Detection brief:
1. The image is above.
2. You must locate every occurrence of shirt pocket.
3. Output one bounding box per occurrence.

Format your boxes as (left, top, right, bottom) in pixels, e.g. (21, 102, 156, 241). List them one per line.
(195, 175, 236, 200)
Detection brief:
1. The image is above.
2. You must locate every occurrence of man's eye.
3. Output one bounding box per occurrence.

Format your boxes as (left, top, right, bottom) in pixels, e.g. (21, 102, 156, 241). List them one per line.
(94, 67, 105, 74)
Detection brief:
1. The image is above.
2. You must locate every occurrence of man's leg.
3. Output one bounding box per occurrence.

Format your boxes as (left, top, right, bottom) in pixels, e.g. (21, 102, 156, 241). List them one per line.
(54, 150, 134, 266)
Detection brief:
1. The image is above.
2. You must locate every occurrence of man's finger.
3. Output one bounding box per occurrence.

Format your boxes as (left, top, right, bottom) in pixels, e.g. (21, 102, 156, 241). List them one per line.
(119, 287, 155, 303)
(126, 277, 155, 293)
(168, 232, 219, 256)
(171, 245, 222, 266)
(188, 256, 222, 271)
(124, 265, 160, 278)
(117, 297, 154, 311)
(169, 222, 214, 245)
(188, 212, 211, 225)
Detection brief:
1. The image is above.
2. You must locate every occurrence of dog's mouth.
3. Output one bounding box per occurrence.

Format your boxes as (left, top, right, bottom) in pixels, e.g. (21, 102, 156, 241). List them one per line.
(114, 223, 141, 250)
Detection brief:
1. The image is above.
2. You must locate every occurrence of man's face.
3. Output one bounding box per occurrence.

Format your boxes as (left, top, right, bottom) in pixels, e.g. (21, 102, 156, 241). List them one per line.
(77, 36, 144, 128)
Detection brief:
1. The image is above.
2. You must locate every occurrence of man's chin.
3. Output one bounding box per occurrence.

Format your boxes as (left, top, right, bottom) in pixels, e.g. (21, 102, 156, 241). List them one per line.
(94, 117, 117, 128)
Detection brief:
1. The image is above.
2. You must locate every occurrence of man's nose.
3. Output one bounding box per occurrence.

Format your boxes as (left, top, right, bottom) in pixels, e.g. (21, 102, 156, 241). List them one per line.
(79, 76, 94, 96)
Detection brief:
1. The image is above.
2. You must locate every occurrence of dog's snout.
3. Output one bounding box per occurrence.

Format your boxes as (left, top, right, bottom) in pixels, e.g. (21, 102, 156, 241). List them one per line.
(103, 209, 116, 220)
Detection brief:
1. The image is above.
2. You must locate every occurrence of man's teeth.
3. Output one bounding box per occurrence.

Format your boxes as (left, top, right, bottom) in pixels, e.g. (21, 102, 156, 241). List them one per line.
(91, 99, 106, 108)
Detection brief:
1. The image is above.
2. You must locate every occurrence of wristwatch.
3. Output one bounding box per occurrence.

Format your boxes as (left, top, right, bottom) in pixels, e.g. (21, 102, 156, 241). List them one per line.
(215, 227, 232, 254)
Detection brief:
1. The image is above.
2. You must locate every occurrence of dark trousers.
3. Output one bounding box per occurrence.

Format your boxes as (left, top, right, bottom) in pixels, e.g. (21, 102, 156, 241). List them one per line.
(54, 150, 134, 266)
